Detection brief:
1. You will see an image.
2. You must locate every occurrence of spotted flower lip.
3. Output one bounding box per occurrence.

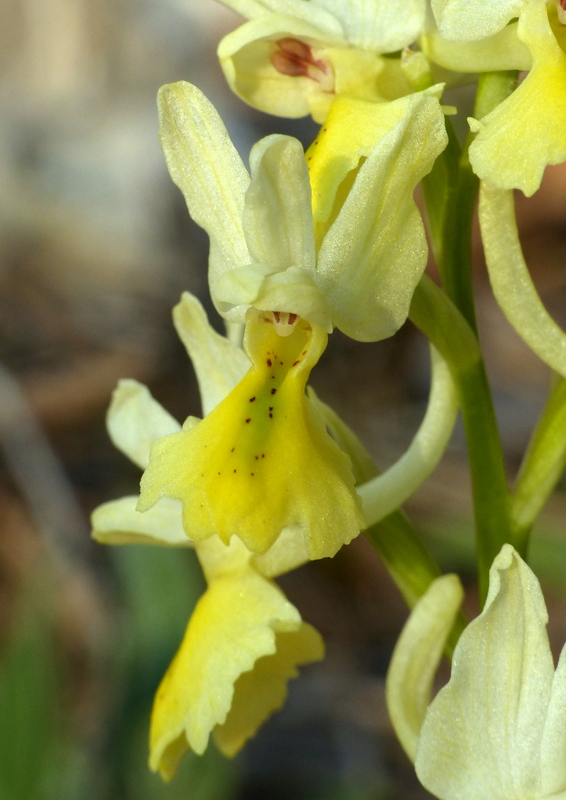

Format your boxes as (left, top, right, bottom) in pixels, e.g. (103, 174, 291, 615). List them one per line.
(158, 80, 447, 343)
(92, 291, 312, 578)
(137, 307, 366, 560)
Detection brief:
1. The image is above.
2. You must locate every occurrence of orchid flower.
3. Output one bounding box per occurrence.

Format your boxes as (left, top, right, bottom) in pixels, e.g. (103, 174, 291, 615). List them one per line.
(424, 2, 566, 379)
(91, 292, 323, 780)
(387, 543, 566, 799)
(430, 0, 566, 196)
(136, 81, 448, 560)
(216, 0, 429, 122)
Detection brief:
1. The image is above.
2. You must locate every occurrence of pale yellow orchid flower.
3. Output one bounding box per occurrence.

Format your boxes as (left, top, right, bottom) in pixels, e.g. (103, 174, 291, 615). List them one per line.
(138, 81, 447, 559)
(157, 81, 447, 343)
(91, 292, 323, 780)
(387, 543, 566, 800)
(216, 0, 428, 122)
(430, 0, 566, 196)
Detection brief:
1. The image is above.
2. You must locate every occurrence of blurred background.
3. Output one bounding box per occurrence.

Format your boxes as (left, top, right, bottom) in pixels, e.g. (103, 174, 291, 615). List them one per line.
(1, 1, 566, 798)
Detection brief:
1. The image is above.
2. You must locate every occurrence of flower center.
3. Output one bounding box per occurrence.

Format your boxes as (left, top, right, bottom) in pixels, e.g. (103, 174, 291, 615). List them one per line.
(270, 38, 334, 90)
(272, 310, 298, 337)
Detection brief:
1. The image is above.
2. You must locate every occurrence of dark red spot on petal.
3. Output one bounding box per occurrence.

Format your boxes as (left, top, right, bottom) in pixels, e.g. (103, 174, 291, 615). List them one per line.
(249, 396, 256, 402)
(293, 360, 300, 366)
(231, 447, 235, 452)
(261, 454, 265, 458)
(267, 359, 272, 367)
(233, 469, 237, 473)
(269, 413, 273, 418)
(271, 388, 277, 395)
(246, 418, 251, 423)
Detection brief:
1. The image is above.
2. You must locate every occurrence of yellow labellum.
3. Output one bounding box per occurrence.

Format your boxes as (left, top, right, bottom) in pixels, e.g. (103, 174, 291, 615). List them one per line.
(138, 309, 364, 559)
(149, 567, 324, 779)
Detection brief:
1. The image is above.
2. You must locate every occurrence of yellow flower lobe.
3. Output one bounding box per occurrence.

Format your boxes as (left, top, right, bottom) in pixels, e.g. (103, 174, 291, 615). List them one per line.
(138, 309, 364, 559)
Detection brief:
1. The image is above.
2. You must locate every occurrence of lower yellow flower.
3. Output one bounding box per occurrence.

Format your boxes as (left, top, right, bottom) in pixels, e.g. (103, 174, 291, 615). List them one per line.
(149, 562, 324, 780)
(90, 294, 326, 781)
(138, 308, 365, 559)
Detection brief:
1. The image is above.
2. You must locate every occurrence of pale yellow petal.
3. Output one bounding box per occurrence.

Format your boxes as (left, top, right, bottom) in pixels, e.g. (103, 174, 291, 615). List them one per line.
(540, 646, 566, 795)
(244, 135, 316, 274)
(214, 623, 324, 756)
(107, 379, 180, 470)
(480, 183, 566, 378)
(422, 21, 531, 73)
(317, 0, 425, 51)
(149, 570, 320, 778)
(158, 82, 250, 283)
(91, 496, 189, 547)
(138, 310, 364, 559)
(218, 0, 343, 31)
(311, 90, 447, 341)
(468, 2, 566, 196)
(415, 545, 554, 799)
(386, 573, 463, 762)
(173, 292, 250, 416)
(431, 0, 526, 40)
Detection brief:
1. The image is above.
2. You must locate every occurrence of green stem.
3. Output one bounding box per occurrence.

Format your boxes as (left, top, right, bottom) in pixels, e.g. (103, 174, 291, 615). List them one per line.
(436, 122, 479, 332)
(415, 72, 518, 602)
(365, 512, 466, 656)
(409, 277, 511, 602)
(512, 376, 566, 552)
